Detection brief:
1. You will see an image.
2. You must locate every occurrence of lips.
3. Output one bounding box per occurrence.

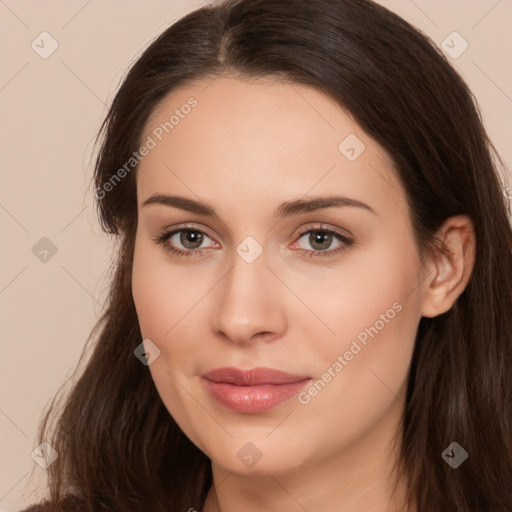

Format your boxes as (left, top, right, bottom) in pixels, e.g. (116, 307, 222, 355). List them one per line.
(202, 366, 310, 385)
(201, 366, 312, 413)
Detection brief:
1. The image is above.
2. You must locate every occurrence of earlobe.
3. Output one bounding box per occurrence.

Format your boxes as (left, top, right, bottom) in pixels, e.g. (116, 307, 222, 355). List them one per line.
(420, 215, 476, 319)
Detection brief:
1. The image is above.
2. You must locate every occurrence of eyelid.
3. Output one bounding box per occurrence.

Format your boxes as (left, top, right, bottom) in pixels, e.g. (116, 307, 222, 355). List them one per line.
(159, 222, 218, 242)
(292, 222, 353, 241)
(159, 222, 353, 242)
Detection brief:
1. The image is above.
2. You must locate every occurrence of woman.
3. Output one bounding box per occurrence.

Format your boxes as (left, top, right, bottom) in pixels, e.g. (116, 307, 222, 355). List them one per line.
(23, 0, 512, 510)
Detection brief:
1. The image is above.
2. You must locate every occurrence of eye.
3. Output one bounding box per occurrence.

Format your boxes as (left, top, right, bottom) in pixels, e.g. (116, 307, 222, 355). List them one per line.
(152, 223, 354, 259)
(152, 226, 218, 258)
(292, 224, 354, 259)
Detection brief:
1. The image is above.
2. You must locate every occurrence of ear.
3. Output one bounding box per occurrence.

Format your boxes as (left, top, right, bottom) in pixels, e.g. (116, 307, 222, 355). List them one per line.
(420, 215, 476, 318)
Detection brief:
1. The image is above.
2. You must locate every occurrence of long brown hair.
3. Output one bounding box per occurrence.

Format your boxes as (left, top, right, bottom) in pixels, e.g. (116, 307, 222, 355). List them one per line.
(25, 0, 512, 510)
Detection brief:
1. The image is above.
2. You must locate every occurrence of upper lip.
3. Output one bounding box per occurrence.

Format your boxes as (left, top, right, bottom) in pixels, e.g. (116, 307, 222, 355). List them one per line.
(202, 366, 311, 386)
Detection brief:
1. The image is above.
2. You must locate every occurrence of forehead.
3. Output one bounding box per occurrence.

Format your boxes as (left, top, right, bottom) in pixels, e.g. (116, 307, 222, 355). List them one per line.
(136, 75, 404, 219)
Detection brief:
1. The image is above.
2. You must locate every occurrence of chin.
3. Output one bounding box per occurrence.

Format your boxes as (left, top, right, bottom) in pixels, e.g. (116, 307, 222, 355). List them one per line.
(203, 436, 314, 477)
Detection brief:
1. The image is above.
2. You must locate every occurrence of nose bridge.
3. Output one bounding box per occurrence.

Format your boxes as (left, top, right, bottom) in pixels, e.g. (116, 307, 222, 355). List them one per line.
(212, 241, 285, 344)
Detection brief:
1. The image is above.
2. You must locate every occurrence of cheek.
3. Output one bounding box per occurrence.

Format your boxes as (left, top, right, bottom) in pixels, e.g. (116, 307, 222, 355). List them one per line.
(132, 238, 195, 341)
(297, 231, 422, 400)
(294, 231, 421, 346)
(131, 237, 210, 391)
(132, 263, 170, 340)
(131, 239, 209, 443)
(290, 269, 420, 458)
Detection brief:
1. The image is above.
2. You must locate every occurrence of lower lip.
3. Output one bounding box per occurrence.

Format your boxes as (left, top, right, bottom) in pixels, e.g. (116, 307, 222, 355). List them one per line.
(201, 378, 311, 414)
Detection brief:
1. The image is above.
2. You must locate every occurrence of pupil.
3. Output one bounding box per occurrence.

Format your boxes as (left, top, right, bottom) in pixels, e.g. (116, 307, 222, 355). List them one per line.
(181, 230, 203, 248)
(311, 231, 331, 250)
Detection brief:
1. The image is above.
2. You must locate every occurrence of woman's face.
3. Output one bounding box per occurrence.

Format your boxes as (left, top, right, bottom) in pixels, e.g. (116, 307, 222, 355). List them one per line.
(132, 76, 430, 475)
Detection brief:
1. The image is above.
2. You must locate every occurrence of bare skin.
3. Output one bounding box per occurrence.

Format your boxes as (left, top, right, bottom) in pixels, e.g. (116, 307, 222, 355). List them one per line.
(131, 75, 475, 512)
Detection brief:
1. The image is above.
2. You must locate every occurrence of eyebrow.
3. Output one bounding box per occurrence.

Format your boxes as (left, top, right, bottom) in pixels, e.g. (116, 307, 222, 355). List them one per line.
(141, 194, 378, 219)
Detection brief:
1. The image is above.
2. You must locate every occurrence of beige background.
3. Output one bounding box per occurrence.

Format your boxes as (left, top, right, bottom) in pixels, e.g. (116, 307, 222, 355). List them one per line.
(1, 1, 511, 510)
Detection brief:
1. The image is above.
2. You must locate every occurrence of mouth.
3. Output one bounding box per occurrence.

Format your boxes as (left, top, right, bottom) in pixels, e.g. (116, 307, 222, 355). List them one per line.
(200, 366, 312, 414)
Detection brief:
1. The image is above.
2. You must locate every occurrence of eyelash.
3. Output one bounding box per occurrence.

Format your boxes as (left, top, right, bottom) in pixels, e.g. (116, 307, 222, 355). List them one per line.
(152, 224, 354, 260)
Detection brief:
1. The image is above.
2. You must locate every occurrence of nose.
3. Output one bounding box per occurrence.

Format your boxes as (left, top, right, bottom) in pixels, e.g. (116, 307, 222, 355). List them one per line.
(211, 247, 287, 346)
